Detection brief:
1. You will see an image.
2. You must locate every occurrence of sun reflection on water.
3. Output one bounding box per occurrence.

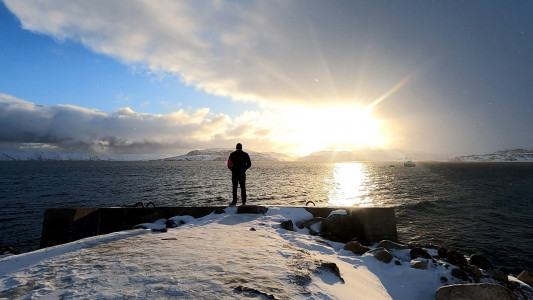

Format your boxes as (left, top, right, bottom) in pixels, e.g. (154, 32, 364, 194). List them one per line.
(327, 162, 374, 207)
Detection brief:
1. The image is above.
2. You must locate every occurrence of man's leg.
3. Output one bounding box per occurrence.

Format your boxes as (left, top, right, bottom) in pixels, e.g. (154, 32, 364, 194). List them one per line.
(239, 173, 247, 205)
(231, 173, 238, 205)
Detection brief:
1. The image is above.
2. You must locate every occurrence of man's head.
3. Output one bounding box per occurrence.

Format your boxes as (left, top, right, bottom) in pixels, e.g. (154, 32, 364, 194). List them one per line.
(236, 143, 242, 150)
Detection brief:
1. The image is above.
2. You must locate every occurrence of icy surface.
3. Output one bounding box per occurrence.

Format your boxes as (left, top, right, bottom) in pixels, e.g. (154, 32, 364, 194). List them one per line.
(0, 207, 530, 299)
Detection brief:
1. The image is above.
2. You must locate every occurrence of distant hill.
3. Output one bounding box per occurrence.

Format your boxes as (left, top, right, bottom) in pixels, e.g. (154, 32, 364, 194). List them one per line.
(297, 149, 405, 162)
(0, 149, 291, 162)
(0, 151, 168, 161)
(452, 149, 533, 162)
(163, 148, 292, 161)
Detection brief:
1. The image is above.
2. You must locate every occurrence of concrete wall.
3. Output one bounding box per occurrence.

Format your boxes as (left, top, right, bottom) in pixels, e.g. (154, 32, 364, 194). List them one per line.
(40, 206, 397, 248)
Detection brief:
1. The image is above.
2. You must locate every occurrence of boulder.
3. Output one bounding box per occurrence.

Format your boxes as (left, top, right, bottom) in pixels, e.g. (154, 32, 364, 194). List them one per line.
(280, 220, 295, 232)
(488, 269, 508, 282)
(517, 270, 533, 287)
(378, 240, 408, 251)
(469, 253, 493, 270)
(447, 249, 468, 266)
(317, 261, 344, 283)
(213, 208, 226, 214)
(343, 241, 370, 255)
(410, 247, 432, 260)
(438, 247, 448, 259)
(320, 214, 362, 243)
(1, 246, 20, 255)
(435, 283, 514, 300)
(467, 265, 483, 279)
(367, 247, 393, 264)
(411, 260, 428, 270)
(237, 205, 268, 214)
(296, 217, 324, 229)
(166, 219, 178, 228)
(451, 268, 470, 281)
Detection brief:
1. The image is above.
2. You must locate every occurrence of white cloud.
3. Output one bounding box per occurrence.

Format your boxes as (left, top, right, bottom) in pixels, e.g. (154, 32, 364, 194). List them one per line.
(0, 94, 282, 154)
(4, 1, 531, 156)
(3, 0, 412, 106)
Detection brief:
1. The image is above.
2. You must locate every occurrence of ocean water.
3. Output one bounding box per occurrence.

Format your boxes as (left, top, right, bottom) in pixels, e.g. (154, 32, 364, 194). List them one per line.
(1, 161, 532, 274)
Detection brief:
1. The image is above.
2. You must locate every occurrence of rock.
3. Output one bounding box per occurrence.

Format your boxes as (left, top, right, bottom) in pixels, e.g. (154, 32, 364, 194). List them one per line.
(499, 266, 510, 275)
(213, 208, 225, 214)
(378, 240, 408, 251)
(367, 247, 393, 264)
(280, 220, 295, 231)
(317, 261, 344, 283)
(438, 247, 448, 259)
(250, 227, 256, 231)
(447, 250, 468, 266)
(411, 260, 428, 270)
(469, 253, 493, 270)
(237, 205, 268, 214)
(451, 268, 470, 281)
(166, 219, 178, 228)
(517, 270, 533, 286)
(151, 227, 167, 233)
(296, 217, 324, 229)
(308, 222, 322, 236)
(1, 246, 20, 255)
(343, 241, 370, 255)
(489, 269, 508, 282)
(320, 214, 362, 243)
(410, 247, 432, 260)
(467, 265, 483, 279)
(435, 283, 514, 300)
(395, 260, 402, 265)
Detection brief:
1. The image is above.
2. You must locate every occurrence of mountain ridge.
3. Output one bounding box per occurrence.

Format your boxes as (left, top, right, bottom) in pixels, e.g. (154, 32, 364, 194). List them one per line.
(451, 149, 533, 162)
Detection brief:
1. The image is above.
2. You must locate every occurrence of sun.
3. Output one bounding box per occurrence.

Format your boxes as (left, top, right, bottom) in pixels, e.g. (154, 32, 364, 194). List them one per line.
(274, 105, 389, 156)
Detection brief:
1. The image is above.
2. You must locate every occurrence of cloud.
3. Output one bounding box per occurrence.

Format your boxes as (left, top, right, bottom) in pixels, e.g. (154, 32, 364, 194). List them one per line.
(3, 1, 532, 156)
(3, 0, 416, 106)
(0, 94, 281, 154)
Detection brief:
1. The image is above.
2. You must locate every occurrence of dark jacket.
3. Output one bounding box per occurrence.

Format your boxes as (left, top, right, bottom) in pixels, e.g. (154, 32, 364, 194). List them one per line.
(228, 150, 251, 173)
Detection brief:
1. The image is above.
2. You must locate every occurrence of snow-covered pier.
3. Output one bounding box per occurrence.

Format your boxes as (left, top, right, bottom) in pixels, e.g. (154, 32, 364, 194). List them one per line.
(40, 206, 397, 249)
(3, 206, 532, 299)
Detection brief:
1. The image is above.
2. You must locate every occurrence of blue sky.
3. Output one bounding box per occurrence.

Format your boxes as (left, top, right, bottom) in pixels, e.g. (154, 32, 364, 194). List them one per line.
(0, 2, 253, 115)
(1, 1, 532, 158)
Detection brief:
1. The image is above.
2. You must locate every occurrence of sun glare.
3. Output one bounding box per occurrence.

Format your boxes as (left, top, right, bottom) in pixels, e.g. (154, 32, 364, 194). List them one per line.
(327, 163, 374, 207)
(276, 105, 388, 156)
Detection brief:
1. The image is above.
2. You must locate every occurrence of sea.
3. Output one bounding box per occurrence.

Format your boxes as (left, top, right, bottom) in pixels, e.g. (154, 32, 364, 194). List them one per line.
(1, 161, 532, 275)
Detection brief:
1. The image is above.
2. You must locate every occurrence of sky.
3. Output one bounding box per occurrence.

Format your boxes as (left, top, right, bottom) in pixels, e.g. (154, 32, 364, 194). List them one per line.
(1, 1, 532, 158)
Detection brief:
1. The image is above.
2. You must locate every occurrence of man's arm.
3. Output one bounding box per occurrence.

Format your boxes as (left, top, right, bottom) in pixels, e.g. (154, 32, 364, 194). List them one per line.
(245, 153, 251, 170)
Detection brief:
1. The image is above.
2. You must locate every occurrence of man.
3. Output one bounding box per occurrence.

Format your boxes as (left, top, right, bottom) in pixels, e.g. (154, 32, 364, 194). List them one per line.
(227, 143, 251, 205)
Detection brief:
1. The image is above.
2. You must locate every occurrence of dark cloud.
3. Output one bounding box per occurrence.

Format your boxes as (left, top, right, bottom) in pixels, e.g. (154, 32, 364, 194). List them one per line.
(0, 94, 281, 154)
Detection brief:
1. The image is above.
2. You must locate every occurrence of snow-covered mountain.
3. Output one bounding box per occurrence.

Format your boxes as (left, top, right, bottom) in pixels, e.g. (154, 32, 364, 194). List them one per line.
(452, 149, 533, 162)
(0, 151, 168, 161)
(297, 149, 405, 162)
(164, 148, 290, 161)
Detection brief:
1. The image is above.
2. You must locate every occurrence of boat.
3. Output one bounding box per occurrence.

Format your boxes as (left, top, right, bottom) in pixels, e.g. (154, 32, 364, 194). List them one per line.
(404, 156, 416, 167)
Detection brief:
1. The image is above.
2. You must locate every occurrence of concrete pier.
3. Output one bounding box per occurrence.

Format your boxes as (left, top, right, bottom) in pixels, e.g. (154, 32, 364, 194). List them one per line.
(40, 206, 397, 248)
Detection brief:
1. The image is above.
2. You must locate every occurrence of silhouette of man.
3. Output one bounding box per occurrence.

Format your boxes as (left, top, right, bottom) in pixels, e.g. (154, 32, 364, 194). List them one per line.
(227, 143, 251, 205)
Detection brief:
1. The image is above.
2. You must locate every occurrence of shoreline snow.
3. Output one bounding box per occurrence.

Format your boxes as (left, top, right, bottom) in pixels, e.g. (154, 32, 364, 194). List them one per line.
(0, 207, 531, 299)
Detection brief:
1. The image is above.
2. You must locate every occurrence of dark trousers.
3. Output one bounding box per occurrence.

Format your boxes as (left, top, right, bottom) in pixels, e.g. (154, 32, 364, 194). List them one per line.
(232, 172, 246, 204)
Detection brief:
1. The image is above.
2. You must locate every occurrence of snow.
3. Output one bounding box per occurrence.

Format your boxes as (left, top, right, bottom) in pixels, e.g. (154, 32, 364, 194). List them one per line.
(0, 150, 169, 161)
(452, 149, 533, 162)
(164, 148, 284, 161)
(0, 207, 530, 299)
